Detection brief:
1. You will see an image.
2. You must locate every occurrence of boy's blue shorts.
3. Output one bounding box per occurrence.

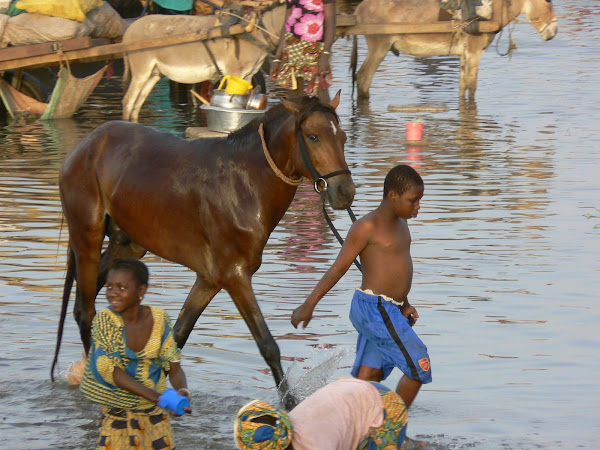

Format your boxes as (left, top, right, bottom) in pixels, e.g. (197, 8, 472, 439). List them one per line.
(350, 290, 432, 383)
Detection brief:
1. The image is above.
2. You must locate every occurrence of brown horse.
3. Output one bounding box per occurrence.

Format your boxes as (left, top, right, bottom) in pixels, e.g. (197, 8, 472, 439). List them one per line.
(352, 0, 558, 100)
(51, 92, 355, 406)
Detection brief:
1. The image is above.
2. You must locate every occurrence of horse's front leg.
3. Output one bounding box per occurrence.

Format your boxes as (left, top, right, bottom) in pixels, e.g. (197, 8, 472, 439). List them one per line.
(225, 275, 297, 409)
(174, 277, 221, 349)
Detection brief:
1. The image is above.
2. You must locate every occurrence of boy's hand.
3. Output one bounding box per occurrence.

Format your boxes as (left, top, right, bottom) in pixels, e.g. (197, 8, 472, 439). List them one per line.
(401, 302, 419, 325)
(291, 304, 314, 329)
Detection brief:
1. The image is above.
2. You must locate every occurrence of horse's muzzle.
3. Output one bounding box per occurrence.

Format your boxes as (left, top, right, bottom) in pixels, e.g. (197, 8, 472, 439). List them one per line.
(328, 177, 356, 210)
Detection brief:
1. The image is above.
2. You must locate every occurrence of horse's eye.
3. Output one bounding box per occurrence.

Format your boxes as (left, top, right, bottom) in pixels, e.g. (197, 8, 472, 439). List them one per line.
(308, 135, 319, 142)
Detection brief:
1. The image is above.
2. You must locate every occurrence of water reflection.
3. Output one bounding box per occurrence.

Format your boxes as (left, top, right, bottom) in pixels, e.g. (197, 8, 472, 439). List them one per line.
(274, 184, 330, 273)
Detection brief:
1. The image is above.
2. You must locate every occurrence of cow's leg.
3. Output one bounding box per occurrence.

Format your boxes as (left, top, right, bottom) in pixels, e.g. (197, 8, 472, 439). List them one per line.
(130, 69, 162, 123)
(174, 277, 221, 348)
(225, 275, 296, 409)
(356, 36, 394, 99)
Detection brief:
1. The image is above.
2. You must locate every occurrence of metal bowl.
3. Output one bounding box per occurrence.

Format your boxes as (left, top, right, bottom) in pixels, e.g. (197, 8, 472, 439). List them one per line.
(210, 91, 250, 109)
(201, 104, 266, 133)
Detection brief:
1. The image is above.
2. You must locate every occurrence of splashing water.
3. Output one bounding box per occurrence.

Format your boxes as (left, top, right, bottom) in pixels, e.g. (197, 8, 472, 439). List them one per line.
(278, 346, 352, 406)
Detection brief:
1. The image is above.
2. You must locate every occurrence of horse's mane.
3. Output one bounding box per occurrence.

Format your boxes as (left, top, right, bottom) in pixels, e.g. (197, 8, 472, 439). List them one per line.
(226, 95, 336, 151)
(225, 101, 288, 151)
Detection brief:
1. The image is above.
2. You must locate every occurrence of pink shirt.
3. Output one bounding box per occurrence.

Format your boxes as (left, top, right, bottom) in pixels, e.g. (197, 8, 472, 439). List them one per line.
(289, 378, 384, 450)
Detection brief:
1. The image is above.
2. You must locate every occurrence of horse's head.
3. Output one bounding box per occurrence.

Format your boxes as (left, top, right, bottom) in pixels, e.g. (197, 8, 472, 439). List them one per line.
(523, 0, 558, 40)
(282, 92, 355, 210)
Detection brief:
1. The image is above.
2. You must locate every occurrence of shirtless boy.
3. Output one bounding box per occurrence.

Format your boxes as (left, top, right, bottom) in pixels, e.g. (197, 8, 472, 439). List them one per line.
(291, 164, 431, 408)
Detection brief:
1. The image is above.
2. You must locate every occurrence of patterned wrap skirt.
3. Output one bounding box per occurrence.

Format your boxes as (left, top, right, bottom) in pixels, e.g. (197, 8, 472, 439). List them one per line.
(358, 382, 408, 449)
(276, 32, 332, 96)
(97, 405, 175, 449)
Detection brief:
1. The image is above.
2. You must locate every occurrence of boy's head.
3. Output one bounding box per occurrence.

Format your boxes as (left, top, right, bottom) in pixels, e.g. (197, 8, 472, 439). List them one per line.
(383, 165, 424, 198)
(109, 258, 149, 287)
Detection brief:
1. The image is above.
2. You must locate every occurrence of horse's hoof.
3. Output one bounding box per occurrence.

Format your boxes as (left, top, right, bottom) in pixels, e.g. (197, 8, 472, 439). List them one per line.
(280, 391, 299, 411)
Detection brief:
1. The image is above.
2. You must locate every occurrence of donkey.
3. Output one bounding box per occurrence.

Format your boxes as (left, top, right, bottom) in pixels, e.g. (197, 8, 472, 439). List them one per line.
(351, 0, 558, 100)
(122, 3, 286, 121)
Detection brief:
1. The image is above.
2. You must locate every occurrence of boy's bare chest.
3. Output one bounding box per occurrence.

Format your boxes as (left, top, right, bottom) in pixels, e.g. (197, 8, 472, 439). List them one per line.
(371, 221, 410, 252)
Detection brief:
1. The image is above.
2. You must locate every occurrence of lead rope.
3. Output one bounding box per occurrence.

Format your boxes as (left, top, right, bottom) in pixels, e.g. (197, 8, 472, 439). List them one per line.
(259, 123, 303, 186)
(319, 189, 362, 272)
(293, 111, 362, 271)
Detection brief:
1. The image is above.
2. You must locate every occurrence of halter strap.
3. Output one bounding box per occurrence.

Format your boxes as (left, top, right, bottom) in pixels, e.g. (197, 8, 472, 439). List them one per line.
(258, 123, 303, 186)
(296, 105, 351, 192)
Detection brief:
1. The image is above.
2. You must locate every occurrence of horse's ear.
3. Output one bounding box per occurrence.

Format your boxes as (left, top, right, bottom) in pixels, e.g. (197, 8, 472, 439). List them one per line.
(281, 98, 301, 115)
(329, 90, 341, 110)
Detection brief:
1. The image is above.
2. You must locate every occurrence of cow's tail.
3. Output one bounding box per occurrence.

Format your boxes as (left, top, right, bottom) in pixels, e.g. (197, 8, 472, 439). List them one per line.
(50, 244, 76, 382)
(350, 35, 358, 98)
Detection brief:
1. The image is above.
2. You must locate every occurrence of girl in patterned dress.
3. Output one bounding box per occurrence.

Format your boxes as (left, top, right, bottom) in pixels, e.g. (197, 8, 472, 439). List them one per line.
(80, 258, 192, 449)
(270, 0, 336, 102)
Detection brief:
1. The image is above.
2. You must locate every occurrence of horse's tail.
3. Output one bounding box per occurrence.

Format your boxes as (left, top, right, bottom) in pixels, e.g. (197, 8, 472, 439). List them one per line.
(50, 244, 76, 382)
(350, 35, 358, 98)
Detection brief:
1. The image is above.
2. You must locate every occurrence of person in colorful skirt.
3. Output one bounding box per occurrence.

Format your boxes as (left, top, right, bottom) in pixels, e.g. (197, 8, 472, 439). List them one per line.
(80, 258, 191, 449)
(269, 0, 336, 102)
(234, 377, 408, 449)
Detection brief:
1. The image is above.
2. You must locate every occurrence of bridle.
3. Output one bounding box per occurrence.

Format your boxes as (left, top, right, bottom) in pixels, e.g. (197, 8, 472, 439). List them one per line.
(296, 105, 362, 271)
(295, 105, 351, 193)
(259, 103, 361, 270)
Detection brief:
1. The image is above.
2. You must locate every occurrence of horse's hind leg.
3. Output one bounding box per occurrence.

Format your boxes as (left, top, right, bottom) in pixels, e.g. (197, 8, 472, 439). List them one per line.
(173, 277, 221, 348)
(356, 36, 395, 99)
(225, 275, 296, 408)
(70, 229, 105, 353)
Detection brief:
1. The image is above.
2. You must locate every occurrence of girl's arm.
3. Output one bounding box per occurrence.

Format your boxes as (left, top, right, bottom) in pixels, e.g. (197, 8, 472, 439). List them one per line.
(113, 367, 160, 404)
(168, 362, 189, 395)
(168, 362, 192, 414)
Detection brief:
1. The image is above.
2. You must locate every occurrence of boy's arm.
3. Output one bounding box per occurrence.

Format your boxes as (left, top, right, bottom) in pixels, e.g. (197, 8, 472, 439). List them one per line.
(291, 219, 371, 329)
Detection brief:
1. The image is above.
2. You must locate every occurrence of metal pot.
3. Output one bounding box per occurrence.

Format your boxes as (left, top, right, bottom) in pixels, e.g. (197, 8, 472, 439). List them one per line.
(247, 93, 268, 110)
(201, 105, 266, 133)
(210, 90, 250, 109)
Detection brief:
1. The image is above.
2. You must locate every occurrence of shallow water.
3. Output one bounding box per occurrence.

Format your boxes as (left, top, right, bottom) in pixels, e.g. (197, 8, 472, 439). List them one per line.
(1, 1, 599, 448)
